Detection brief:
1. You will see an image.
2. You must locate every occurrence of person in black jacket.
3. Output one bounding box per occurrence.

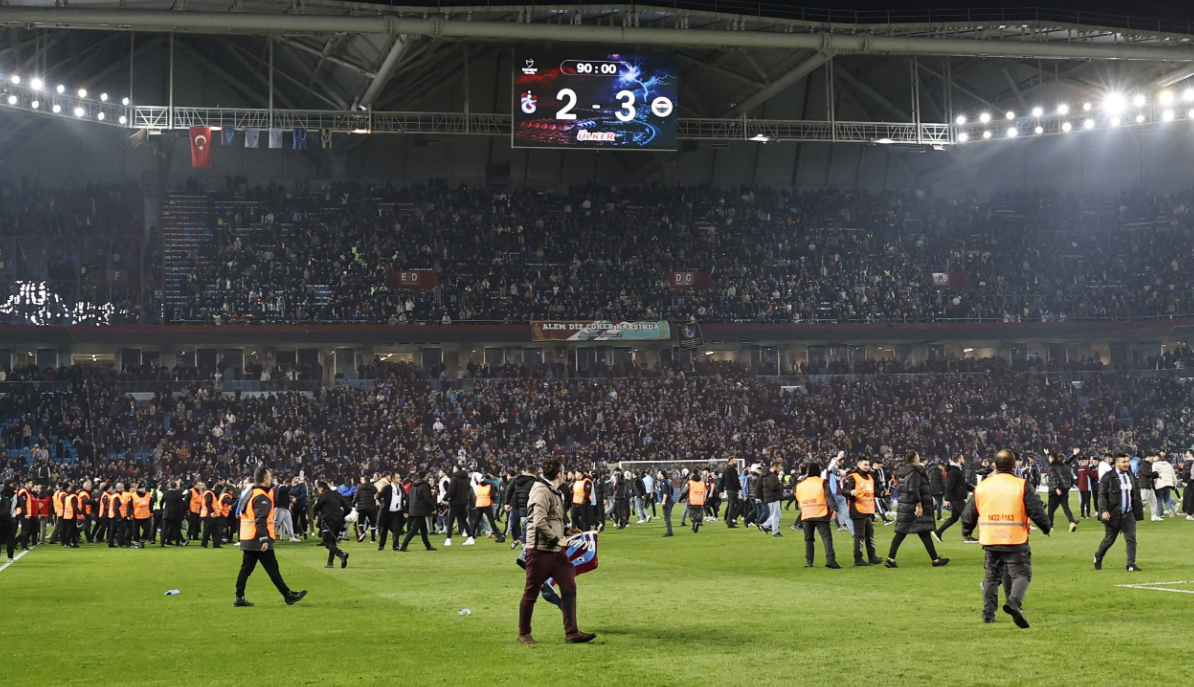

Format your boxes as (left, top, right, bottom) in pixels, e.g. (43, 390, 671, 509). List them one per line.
(354, 476, 379, 544)
(443, 469, 474, 546)
(1, 480, 16, 563)
(399, 473, 437, 552)
(886, 451, 949, 568)
(376, 473, 406, 551)
(1045, 449, 1079, 532)
(928, 462, 946, 520)
(757, 463, 784, 536)
(1094, 453, 1144, 572)
(312, 481, 350, 569)
(503, 466, 537, 548)
(717, 458, 741, 528)
(936, 454, 974, 542)
(160, 482, 185, 547)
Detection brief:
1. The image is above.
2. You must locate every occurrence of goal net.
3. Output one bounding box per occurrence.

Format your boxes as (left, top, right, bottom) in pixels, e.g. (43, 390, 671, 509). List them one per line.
(616, 458, 745, 480)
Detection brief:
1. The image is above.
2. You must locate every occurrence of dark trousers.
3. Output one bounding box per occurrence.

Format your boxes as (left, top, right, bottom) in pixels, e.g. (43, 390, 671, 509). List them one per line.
(851, 517, 877, 563)
(983, 546, 1032, 619)
(471, 506, 500, 538)
(236, 548, 291, 599)
(161, 518, 183, 545)
(508, 508, 523, 543)
(724, 492, 740, 524)
(293, 506, 308, 536)
(48, 516, 63, 544)
(18, 518, 37, 549)
(936, 500, 966, 538)
(615, 499, 630, 527)
(1, 519, 16, 559)
(569, 503, 588, 532)
(400, 516, 432, 550)
(62, 518, 79, 546)
(1095, 516, 1138, 566)
(134, 519, 152, 542)
(1047, 492, 1077, 527)
(1079, 491, 1094, 518)
(202, 517, 223, 547)
(889, 531, 939, 561)
(117, 520, 132, 547)
(187, 512, 201, 539)
(933, 494, 945, 520)
(519, 549, 578, 637)
(445, 505, 471, 538)
(355, 508, 378, 541)
(92, 517, 108, 545)
(321, 526, 344, 565)
(803, 520, 837, 565)
(378, 511, 405, 549)
(662, 502, 674, 535)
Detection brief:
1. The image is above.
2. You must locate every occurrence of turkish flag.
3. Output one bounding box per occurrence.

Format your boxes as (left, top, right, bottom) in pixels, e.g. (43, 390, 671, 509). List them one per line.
(189, 126, 212, 168)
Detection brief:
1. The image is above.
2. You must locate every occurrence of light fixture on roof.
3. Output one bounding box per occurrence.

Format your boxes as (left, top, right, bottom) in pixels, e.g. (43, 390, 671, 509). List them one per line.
(30, 100, 38, 109)
(56, 84, 64, 94)
(121, 97, 130, 106)
(5, 95, 15, 105)
(1163, 109, 1176, 121)
(30, 78, 43, 90)
(1031, 106, 1043, 117)
(982, 130, 992, 139)
(73, 106, 84, 117)
(1005, 111, 1015, 120)
(100, 93, 108, 102)
(979, 112, 991, 123)
(1083, 118, 1095, 129)
(1056, 104, 1069, 115)
(875, 138, 894, 144)
(1133, 94, 1147, 107)
(51, 104, 61, 113)
(1110, 116, 1121, 126)
(749, 134, 770, 142)
(1160, 90, 1175, 105)
(1061, 121, 1072, 132)
(1136, 113, 1146, 123)
(9, 75, 19, 85)
(77, 88, 87, 98)
(97, 112, 105, 121)
(1185, 88, 1194, 102)
(957, 132, 969, 142)
(1006, 127, 1018, 137)
(1034, 125, 1044, 134)
(1082, 102, 1092, 111)
(955, 114, 967, 125)
(118, 115, 127, 124)
(1104, 93, 1126, 114)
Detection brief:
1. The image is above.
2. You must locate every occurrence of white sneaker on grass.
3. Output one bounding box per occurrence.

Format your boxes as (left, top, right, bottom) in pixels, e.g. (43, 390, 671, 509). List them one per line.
(462, 537, 475, 546)
(289, 537, 301, 543)
(444, 538, 452, 547)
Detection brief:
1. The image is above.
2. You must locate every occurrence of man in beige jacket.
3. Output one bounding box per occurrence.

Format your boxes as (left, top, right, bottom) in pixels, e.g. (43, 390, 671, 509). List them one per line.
(518, 458, 596, 645)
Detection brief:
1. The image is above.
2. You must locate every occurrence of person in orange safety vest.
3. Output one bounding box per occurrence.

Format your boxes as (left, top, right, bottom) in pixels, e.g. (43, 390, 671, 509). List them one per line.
(962, 449, 1052, 628)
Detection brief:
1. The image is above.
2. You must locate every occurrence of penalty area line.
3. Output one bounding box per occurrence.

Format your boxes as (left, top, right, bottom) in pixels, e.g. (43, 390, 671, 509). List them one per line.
(1116, 580, 1194, 594)
(0, 544, 34, 574)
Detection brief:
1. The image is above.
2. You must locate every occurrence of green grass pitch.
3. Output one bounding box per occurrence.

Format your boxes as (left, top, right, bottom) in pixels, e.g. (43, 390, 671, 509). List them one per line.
(1, 516, 1188, 686)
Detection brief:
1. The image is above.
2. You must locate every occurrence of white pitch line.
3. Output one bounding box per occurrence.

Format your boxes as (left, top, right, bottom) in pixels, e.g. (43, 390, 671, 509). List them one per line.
(0, 544, 34, 574)
(1116, 581, 1194, 594)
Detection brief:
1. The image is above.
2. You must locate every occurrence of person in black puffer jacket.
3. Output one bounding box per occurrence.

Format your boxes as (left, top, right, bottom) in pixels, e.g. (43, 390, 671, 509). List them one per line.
(886, 451, 949, 568)
(1046, 450, 1079, 531)
(399, 472, 437, 552)
(503, 466, 538, 547)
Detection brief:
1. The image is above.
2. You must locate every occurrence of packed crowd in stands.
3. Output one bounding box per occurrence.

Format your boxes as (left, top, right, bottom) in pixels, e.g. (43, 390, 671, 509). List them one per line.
(156, 180, 1194, 325)
(3, 357, 1194, 494)
(4, 179, 1194, 325)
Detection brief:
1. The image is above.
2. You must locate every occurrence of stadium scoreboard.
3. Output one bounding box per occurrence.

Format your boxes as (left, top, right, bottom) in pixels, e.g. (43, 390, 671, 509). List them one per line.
(512, 52, 678, 151)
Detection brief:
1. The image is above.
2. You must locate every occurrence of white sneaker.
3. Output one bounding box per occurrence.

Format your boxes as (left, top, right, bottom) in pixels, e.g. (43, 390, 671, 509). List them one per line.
(1152, 516, 1163, 522)
(462, 537, 475, 546)
(1187, 515, 1194, 521)
(636, 520, 645, 524)
(444, 538, 452, 547)
(646, 516, 652, 523)
(289, 537, 301, 543)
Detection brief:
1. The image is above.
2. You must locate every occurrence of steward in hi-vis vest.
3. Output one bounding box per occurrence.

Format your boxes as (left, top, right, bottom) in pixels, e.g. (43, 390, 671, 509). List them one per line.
(797, 463, 840, 569)
(844, 459, 883, 567)
(962, 449, 1052, 628)
(234, 467, 305, 609)
(681, 476, 707, 534)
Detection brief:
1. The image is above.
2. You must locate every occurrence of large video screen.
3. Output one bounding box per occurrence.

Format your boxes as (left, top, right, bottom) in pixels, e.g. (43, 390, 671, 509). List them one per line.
(512, 52, 678, 151)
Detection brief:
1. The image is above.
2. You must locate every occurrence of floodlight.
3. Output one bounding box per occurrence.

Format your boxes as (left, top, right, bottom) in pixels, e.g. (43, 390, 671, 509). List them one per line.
(1061, 121, 1072, 132)
(982, 130, 992, 139)
(1136, 114, 1146, 123)
(1110, 116, 1121, 126)
(1160, 90, 1175, 105)
(979, 112, 991, 123)
(1031, 106, 1043, 117)
(97, 112, 105, 121)
(1133, 94, 1146, 107)
(1083, 119, 1095, 129)
(73, 106, 84, 117)
(955, 115, 967, 125)
(56, 84, 64, 94)
(1005, 111, 1015, 120)
(1163, 109, 1175, 121)
(1104, 94, 1126, 114)
(100, 93, 108, 102)
(1082, 102, 1092, 111)
(51, 104, 61, 113)
(118, 115, 127, 124)
(30, 78, 43, 90)
(1034, 125, 1044, 134)
(1057, 104, 1069, 115)
(121, 97, 130, 106)
(5, 95, 15, 105)
(1007, 127, 1018, 137)
(1184, 88, 1194, 102)
(77, 88, 87, 98)
(957, 132, 969, 142)
(9, 75, 18, 85)
(30, 100, 38, 109)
